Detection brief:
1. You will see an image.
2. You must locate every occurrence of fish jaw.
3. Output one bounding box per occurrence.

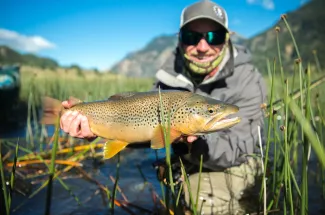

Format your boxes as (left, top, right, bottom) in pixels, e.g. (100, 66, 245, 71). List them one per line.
(203, 105, 241, 132)
(203, 115, 241, 132)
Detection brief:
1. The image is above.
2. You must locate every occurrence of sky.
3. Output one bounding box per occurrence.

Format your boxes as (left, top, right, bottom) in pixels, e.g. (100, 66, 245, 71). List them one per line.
(0, 0, 310, 71)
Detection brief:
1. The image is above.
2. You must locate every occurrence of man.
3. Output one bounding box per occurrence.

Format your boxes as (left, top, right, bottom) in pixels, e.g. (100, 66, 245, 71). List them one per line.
(60, 0, 267, 214)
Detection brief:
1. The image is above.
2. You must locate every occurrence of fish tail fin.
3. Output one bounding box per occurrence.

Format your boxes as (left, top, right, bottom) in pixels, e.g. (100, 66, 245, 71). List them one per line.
(40, 96, 63, 125)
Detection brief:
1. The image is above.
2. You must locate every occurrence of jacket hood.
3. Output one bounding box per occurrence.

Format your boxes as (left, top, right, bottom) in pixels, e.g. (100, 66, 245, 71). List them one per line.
(232, 43, 253, 67)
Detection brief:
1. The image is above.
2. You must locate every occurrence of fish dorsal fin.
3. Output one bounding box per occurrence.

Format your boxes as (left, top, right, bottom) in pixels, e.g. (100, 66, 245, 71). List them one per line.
(151, 125, 182, 149)
(68, 96, 83, 106)
(108, 92, 137, 100)
(103, 140, 129, 159)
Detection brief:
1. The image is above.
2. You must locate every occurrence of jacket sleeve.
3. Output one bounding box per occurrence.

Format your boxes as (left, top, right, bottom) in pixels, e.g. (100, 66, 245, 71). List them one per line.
(186, 66, 267, 171)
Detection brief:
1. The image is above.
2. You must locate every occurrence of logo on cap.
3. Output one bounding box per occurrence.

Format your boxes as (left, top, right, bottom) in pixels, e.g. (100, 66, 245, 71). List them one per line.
(213, 5, 223, 19)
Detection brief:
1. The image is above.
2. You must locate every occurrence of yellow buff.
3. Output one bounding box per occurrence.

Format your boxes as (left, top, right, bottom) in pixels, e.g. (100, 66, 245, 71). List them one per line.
(181, 33, 229, 75)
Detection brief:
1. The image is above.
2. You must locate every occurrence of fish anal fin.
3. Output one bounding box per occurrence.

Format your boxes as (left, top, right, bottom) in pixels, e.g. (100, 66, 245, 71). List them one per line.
(103, 140, 129, 159)
(151, 125, 182, 149)
(108, 92, 136, 100)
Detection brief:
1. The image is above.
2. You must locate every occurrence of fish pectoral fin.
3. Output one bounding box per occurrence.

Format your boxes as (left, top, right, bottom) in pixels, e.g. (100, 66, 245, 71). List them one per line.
(108, 92, 136, 100)
(151, 125, 182, 149)
(103, 140, 129, 159)
(151, 125, 165, 149)
(169, 128, 182, 143)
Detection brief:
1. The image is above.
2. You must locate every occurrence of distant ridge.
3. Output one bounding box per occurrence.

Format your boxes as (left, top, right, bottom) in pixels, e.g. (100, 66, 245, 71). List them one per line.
(0, 45, 59, 69)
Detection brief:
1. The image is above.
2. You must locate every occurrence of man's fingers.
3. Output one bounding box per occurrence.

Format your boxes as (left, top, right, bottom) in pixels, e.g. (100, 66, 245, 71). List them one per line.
(69, 114, 82, 137)
(80, 116, 95, 138)
(187, 136, 198, 143)
(60, 101, 71, 129)
(62, 101, 71, 108)
(174, 135, 198, 143)
(60, 111, 71, 131)
(61, 111, 78, 133)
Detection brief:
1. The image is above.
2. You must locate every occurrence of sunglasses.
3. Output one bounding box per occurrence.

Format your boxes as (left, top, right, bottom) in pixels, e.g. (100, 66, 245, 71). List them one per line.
(179, 29, 227, 46)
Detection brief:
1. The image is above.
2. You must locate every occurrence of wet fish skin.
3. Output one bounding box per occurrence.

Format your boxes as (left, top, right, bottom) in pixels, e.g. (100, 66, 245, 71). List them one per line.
(41, 90, 241, 159)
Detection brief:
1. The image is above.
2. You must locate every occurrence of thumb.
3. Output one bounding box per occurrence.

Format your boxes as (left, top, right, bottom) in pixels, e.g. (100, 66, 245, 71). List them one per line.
(187, 136, 198, 143)
(62, 101, 71, 108)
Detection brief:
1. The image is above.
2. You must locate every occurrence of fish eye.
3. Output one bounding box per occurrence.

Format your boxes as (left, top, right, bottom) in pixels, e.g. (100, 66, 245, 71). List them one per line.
(208, 108, 214, 114)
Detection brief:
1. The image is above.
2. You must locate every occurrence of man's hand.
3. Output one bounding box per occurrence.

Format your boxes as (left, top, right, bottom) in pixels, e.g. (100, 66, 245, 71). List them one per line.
(187, 136, 198, 143)
(60, 100, 97, 139)
(177, 136, 198, 143)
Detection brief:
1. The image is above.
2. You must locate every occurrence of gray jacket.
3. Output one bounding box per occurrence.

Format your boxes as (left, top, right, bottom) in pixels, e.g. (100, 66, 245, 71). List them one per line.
(152, 42, 267, 171)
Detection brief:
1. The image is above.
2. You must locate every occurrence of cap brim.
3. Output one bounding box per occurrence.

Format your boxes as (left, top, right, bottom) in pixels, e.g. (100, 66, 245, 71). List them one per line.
(180, 15, 229, 32)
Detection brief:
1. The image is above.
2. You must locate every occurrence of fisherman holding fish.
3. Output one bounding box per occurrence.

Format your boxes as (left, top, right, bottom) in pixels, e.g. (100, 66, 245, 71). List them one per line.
(57, 0, 267, 214)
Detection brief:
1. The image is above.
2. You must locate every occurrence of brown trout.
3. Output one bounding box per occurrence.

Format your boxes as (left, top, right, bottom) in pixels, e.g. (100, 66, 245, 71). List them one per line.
(41, 90, 241, 159)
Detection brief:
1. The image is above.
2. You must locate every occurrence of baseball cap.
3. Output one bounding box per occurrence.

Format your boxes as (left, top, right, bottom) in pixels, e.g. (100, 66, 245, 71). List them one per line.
(180, 0, 229, 32)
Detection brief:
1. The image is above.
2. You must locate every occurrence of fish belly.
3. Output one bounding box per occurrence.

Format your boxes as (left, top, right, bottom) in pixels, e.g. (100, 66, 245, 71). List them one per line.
(90, 121, 155, 143)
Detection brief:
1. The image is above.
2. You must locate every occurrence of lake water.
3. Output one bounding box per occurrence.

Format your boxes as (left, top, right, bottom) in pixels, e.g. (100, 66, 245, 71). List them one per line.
(1, 118, 325, 215)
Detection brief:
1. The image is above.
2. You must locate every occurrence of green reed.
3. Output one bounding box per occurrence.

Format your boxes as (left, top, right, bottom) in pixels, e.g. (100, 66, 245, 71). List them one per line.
(8, 141, 19, 211)
(158, 87, 174, 214)
(0, 142, 10, 215)
(259, 57, 276, 203)
(44, 115, 60, 215)
(315, 94, 325, 199)
(111, 153, 120, 214)
(194, 155, 203, 211)
(158, 87, 175, 196)
(259, 13, 325, 215)
(0, 139, 19, 215)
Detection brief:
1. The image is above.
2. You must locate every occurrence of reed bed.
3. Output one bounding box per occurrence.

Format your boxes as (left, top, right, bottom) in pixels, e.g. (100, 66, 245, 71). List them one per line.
(1, 14, 325, 215)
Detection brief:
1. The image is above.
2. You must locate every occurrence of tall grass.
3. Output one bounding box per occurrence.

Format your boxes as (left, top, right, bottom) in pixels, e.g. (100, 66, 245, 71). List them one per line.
(18, 66, 154, 106)
(259, 14, 325, 215)
(0, 13, 325, 215)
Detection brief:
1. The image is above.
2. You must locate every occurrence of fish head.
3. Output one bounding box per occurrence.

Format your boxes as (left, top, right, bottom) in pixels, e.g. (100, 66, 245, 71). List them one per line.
(173, 94, 241, 135)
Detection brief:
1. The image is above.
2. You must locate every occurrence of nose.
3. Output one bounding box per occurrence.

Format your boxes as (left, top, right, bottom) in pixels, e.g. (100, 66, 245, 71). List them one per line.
(196, 38, 209, 52)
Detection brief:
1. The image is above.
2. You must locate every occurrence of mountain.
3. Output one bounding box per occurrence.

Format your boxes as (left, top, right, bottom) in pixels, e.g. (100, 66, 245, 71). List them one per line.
(0, 45, 59, 69)
(244, 0, 324, 74)
(110, 0, 324, 77)
(110, 35, 178, 77)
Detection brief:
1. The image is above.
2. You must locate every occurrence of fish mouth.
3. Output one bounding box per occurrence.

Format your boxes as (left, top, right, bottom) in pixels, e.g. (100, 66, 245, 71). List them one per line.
(204, 107, 241, 132)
